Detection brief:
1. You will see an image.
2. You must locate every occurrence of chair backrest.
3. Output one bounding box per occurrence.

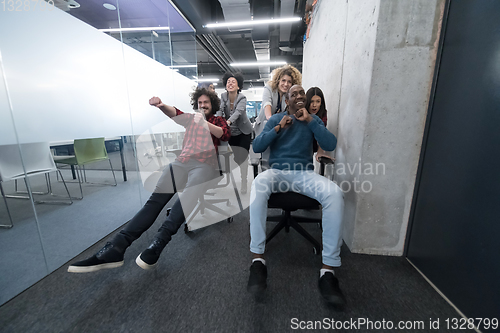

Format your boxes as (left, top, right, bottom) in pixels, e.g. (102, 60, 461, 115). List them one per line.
(0, 142, 57, 182)
(73, 138, 109, 165)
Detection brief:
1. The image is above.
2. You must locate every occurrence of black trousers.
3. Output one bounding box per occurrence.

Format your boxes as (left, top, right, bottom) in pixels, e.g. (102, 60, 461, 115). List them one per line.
(111, 160, 218, 250)
(228, 133, 251, 165)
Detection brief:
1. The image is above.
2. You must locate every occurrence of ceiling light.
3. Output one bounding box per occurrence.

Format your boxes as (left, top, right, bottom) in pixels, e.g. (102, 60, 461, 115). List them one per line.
(204, 17, 300, 29)
(99, 26, 170, 32)
(231, 61, 287, 67)
(102, 3, 116, 10)
(196, 78, 219, 82)
(167, 65, 197, 69)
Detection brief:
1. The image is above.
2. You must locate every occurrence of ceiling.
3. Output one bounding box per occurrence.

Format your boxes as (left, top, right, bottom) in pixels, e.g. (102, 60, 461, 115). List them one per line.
(61, 0, 307, 89)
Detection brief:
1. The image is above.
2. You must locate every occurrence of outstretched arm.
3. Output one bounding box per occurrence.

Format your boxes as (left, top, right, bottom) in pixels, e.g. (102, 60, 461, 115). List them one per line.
(149, 96, 177, 118)
(261, 85, 274, 120)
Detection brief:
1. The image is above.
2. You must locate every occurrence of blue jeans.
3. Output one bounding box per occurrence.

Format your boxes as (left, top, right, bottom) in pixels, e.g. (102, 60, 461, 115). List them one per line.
(249, 169, 344, 267)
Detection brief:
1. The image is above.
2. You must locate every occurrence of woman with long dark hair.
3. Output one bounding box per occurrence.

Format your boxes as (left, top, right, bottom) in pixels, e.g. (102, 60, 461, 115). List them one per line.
(305, 87, 332, 161)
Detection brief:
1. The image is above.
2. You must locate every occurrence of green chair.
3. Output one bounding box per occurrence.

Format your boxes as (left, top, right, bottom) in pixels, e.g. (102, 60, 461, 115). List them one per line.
(54, 138, 117, 199)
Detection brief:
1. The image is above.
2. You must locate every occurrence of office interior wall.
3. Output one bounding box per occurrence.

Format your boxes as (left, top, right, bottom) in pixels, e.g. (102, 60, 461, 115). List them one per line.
(0, 8, 193, 144)
(303, 0, 445, 255)
(0, 3, 197, 305)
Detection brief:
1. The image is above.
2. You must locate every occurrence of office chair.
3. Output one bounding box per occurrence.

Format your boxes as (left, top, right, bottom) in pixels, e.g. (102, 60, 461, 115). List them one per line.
(53, 137, 117, 199)
(0, 142, 73, 228)
(183, 149, 236, 233)
(265, 157, 334, 254)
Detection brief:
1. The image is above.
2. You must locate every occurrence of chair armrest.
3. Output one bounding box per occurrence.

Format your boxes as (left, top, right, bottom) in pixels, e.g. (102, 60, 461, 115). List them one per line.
(318, 156, 334, 177)
(318, 156, 334, 165)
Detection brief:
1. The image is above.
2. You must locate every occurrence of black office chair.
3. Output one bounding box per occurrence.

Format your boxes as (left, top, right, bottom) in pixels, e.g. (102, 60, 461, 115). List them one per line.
(265, 157, 334, 254)
(185, 150, 234, 224)
(180, 149, 237, 233)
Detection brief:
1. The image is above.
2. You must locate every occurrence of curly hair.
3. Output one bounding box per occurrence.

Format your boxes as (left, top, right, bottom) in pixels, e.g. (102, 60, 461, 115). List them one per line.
(268, 64, 302, 92)
(190, 88, 220, 114)
(305, 87, 327, 119)
(222, 72, 244, 93)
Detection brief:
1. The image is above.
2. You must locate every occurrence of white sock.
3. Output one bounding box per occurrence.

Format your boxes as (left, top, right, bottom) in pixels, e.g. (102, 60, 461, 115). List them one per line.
(252, 258, 266, 265)
(320, 268, 334, 277)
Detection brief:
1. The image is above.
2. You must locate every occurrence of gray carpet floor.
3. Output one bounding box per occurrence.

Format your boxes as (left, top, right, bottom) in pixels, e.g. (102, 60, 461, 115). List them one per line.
(0, 208, 471, 333)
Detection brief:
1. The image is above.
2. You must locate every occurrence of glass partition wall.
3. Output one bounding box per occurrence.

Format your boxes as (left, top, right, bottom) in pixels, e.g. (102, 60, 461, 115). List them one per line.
(0, 0, 197, 305)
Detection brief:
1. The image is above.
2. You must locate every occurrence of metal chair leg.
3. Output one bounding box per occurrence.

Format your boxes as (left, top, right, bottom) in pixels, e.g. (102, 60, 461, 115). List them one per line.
(0, 183, 14, 228)
(14, 173, 50, 195)
(109, 159, 117, 186)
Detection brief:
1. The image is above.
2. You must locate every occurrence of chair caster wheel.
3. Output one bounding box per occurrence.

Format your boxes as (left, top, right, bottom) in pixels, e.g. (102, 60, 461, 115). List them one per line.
(313, 247, 319, 255)
(184, 224, 192, 234)
(166, 208, 171, 216)
(227, 217, 233, 223)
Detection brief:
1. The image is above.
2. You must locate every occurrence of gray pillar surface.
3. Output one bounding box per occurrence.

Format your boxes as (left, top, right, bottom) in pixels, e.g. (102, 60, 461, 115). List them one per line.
(303, 0, 445, 255)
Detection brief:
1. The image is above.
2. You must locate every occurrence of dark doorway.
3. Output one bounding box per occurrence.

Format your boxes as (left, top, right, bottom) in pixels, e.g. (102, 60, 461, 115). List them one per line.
(406, 0, 500, 329)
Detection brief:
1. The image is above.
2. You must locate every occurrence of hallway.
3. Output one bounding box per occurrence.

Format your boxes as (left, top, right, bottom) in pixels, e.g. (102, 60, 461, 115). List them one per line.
(0, 209, 469, 332)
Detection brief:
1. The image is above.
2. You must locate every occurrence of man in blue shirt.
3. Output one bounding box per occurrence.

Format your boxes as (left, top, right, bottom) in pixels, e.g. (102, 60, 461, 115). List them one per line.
(248, 85, 346, 307)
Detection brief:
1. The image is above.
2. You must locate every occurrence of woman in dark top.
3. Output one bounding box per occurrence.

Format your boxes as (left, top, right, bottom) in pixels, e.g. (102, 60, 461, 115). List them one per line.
(220, 72, 253, 193)
(306, 87, 331, 161)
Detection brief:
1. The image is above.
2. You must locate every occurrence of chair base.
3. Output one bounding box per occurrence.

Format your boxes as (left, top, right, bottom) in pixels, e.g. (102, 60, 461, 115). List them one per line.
(266, 210, 321, 255)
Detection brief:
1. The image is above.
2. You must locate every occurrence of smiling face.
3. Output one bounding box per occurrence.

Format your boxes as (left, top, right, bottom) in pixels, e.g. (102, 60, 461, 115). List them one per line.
(197, 94, 213, 116)
(308, 95, 322, 115)
(225, 77, 239, 93)
(278, 74, 293, 94)
(286, 85, 306, 113)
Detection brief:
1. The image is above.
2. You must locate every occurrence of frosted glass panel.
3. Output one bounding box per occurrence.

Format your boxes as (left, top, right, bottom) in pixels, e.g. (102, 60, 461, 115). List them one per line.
(0, 49, 48, 306)
(0, 0, 198, 306)
(0, 7, 194, 144)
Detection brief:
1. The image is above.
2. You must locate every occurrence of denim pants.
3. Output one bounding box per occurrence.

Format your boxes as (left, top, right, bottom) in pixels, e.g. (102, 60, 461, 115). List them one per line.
(111, 159, 218, 250)
(249, 169, 344, 267)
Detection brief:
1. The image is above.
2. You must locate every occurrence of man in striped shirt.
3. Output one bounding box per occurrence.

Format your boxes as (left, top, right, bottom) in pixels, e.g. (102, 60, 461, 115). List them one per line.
(68, 88, 230, 273)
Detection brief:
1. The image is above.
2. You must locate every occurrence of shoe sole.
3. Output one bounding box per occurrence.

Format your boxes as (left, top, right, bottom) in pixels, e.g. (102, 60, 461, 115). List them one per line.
(247, 284, 266, 294)
(67, 261, 124, 273)
(135, 254, 157, 270)
(322, 294, 346, 307)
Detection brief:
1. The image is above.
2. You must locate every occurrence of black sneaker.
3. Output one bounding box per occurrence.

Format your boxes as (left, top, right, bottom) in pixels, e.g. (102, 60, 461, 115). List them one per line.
(135, 238, 167, 270)
(318, 272, 346, 307)
(68, 242, 124, 273)
(247, 261, 267, 295)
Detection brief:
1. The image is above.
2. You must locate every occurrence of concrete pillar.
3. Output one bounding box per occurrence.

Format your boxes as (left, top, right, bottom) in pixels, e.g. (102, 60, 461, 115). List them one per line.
(303, 0, 445, 255)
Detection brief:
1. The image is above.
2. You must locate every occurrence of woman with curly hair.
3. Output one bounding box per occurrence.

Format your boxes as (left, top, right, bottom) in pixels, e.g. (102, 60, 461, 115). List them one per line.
(220, 72, 253, 193)
(252, 64, 302, 167)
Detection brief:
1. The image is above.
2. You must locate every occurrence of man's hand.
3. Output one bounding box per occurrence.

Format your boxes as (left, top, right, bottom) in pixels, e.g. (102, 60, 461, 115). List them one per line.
(194, 112, 206, 124)
(275, 115, 293, 133)
(149, 96, 164, 108)
(295, 108, 312, 122)
(149, 96, 177, 118)
(279, 115, 293, 129)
